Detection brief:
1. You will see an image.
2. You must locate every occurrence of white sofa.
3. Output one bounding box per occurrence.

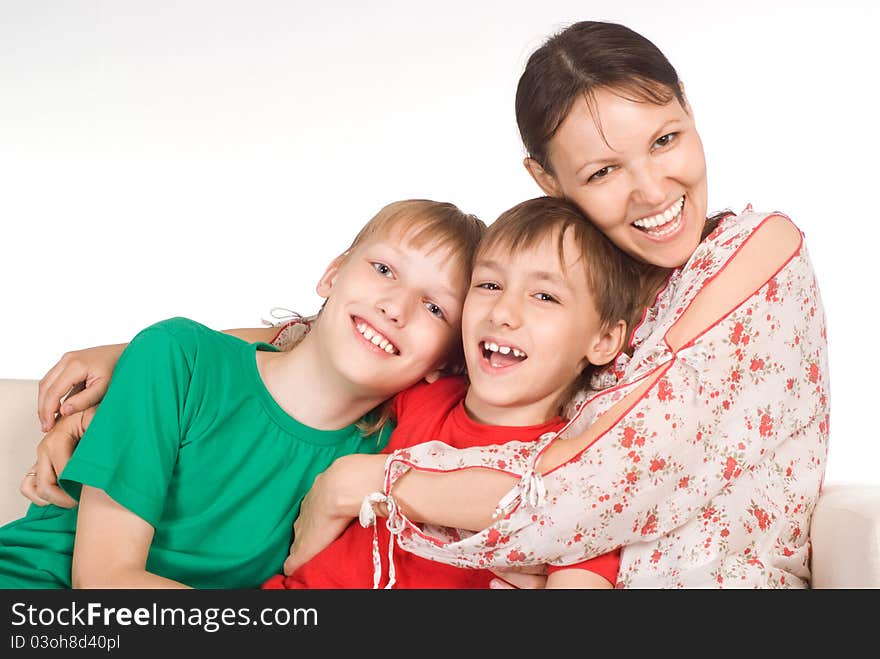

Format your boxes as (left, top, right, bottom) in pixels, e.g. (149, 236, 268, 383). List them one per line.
(1, 378, 878, 588)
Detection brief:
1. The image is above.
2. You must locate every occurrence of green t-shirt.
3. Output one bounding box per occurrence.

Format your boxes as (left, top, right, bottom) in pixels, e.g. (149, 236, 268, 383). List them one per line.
(0, 317, 391, 589)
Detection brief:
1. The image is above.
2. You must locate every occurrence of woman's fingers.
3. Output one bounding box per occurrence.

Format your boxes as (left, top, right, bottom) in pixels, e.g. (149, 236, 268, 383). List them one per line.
(58, 382, 105, 418)
(37, 355, 86, 431)
(19, 464, 50, 507)
(20, 410, 91, 508)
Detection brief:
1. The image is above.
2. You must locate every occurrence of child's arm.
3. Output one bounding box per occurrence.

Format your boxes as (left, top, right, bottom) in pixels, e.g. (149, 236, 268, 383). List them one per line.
(545, 568, 614, 589)
(72, 485, 189, 588)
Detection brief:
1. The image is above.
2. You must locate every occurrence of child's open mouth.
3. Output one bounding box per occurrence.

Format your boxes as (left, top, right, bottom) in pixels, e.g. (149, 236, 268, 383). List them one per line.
(353, 316, 399, 355)
(480, 340, 527, 369)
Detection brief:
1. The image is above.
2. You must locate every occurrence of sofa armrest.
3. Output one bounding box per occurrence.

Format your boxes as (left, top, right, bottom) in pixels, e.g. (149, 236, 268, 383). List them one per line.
(0, 379, 43, 525)
(810, 483, 880, 588)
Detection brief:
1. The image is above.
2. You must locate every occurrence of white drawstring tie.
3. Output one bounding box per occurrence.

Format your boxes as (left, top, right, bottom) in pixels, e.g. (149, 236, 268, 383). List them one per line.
(359, 492, 401, 589)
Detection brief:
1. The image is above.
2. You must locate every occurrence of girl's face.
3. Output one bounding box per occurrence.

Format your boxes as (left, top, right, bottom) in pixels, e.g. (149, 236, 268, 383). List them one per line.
(530, 87, 708, 269)
(315, 232, 468, 399)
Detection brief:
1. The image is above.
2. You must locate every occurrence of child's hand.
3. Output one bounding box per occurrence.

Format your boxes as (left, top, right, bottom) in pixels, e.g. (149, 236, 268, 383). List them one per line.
(20, 406, 97, 508)
(37, 344, 126, 431)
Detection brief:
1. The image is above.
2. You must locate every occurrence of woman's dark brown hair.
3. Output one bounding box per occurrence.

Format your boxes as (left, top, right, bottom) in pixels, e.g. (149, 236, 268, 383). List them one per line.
(515, 20, 725, 303)
(515, 20, 685, 175)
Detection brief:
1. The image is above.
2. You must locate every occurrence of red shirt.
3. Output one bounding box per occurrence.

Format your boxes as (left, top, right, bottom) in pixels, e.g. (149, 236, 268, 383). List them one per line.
(263, 377, 619, 589)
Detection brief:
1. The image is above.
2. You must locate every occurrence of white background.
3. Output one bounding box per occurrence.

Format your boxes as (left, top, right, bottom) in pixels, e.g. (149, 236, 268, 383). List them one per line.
(1, 1, 876, 486)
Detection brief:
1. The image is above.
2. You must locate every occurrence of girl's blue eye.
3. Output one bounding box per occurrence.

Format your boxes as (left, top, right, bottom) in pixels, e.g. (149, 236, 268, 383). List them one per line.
(373, 262, 392, 277)
(425, 302, 445, 319)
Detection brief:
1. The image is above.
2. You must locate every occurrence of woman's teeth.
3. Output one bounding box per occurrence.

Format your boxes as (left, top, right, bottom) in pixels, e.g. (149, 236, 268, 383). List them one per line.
(356, 321, 397, 354)
(632, 196, 684, 235)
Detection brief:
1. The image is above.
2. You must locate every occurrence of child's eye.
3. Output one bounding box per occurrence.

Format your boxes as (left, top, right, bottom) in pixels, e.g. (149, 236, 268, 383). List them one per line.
(372, 262, 393, 277)
(424, 302, 445, 319)
(534, 292, 558, 303)
(652, 132, 677, 150)
(476, 282, 501, 291)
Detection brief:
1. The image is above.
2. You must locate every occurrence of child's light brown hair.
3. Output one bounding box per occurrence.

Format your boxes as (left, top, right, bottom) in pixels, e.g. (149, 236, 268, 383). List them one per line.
(476, 196, 642, 414)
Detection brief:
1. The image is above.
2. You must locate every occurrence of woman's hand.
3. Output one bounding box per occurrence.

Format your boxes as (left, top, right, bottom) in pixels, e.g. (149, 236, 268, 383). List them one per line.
(283, 453, 387, 575)
(37, 344, 126, 432)
(20, 406, 97, 508)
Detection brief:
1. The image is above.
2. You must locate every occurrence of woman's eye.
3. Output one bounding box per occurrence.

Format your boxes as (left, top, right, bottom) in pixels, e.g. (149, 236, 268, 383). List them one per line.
(653, 133, 677, 149)
(372, 262, 393, 277)
(425, 302, 445, 319)
(534, 292, 558, 303)
(588, 165, 614, 182)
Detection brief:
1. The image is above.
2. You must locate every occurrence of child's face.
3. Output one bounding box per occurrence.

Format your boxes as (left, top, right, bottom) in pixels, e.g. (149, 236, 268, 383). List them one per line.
(462, 229, 605, 426)
(315, 231, 467, 400)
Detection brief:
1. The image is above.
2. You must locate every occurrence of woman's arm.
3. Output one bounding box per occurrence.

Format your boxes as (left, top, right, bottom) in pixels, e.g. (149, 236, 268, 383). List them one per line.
(26, 323, 298, 507)
(37, 326, 284, 430)
(294, 216, 810, 549)
(72, 486, 189, 588)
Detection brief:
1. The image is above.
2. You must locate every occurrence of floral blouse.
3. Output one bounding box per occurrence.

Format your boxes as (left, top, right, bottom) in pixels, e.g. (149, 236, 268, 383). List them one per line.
(375, 210, 830, 588)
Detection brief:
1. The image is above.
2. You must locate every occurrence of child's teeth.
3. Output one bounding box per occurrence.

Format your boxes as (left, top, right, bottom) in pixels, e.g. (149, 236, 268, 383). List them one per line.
(371, 334, 382, 346)
(499, 346, 510, 355)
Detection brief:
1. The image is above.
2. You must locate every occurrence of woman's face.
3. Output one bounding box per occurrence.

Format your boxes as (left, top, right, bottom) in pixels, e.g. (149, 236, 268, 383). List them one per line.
(533, 87, 708, 268)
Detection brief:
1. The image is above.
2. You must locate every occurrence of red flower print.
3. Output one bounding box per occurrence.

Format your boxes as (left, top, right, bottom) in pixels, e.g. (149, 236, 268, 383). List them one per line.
(759, 414, 773, 438)
(765, 278, 778, 303)
(679, 477, 690, 489)
(720, 528, 730, 538)
(486, 528, 501, 547)
(496, 460, 507, 470)
(657, 378, 673, 402)
(650, 458, 666, 473)
(723, 456, 738, 480)
(651, 549, 662, 564)
(640, 514, 657, 536)
(750, 357, 764, 372)
(751, 506, 771, 531)
(621, 426, 635, 448)
(730, 322, 745, 345)
(613, 503, 623, 513)
(808, 363, 819, 383)
(507, 550, 526, 562)
(626, 470, 638, 484)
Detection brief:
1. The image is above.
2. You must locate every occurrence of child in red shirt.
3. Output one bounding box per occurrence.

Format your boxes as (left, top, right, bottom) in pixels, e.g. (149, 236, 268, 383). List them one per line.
(264, 196, 642, 589)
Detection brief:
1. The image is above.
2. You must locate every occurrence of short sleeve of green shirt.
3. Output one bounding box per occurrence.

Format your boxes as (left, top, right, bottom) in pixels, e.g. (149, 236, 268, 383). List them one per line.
(59, 319, 194, 526)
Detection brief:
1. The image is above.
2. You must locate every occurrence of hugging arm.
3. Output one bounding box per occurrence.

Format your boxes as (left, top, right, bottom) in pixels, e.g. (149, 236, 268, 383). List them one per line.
(25, 323, 293, 508)
(37, 326, 286, 431)
(293, 217, 816, 569)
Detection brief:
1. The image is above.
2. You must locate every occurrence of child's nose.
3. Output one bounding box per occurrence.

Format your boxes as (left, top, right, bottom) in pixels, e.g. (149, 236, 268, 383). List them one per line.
(488, 292, 521, 328)
(376, 296, 407, 326)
